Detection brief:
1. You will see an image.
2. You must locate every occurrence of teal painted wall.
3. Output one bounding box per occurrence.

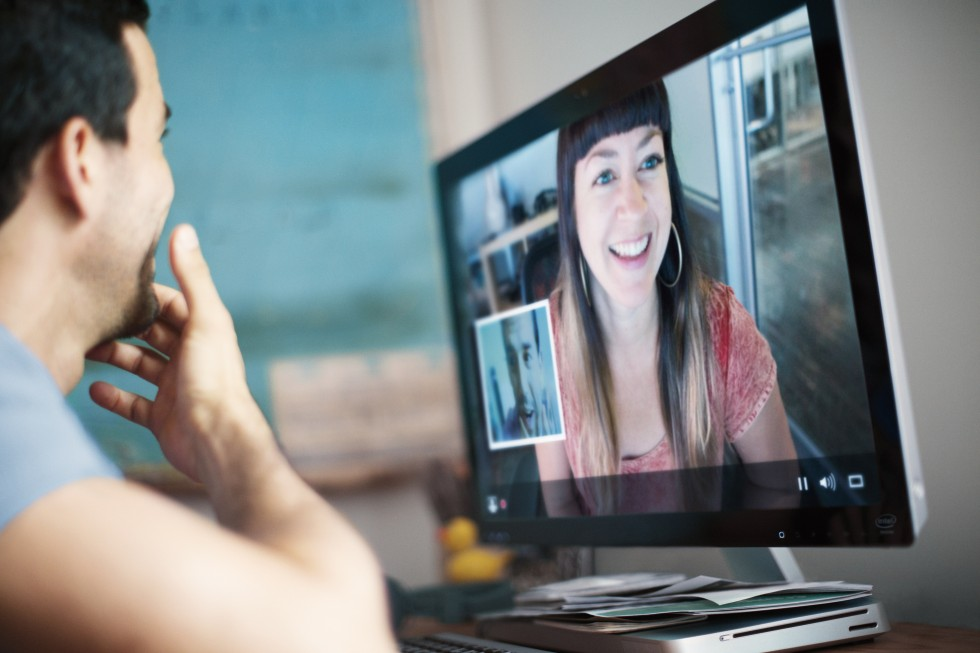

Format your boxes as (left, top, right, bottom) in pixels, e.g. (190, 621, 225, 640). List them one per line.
(67, 0, 447, 471)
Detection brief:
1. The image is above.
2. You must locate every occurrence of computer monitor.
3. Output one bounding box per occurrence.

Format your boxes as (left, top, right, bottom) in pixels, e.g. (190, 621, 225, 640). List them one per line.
(433, 0, 925, 553)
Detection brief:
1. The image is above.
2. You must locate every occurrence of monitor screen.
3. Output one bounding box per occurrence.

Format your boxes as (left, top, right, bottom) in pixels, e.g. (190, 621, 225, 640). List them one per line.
(434, 0, 924, 548)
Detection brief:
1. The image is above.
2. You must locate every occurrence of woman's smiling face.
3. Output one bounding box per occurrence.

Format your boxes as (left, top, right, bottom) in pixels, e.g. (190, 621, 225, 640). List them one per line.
(573, 124, 672, 311)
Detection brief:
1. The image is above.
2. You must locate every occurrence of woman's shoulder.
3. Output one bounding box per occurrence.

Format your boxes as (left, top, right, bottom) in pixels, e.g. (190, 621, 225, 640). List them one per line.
(703, 277, 772, 370)
(703, 278, 763, 369)
(705, 279, 759, 324)
(703, 278, 735, 326)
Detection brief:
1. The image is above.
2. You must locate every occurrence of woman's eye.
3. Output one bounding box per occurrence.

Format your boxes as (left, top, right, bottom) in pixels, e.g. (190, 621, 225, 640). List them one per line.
(640, 154, 664, 171)
(594, 169, 615, 186)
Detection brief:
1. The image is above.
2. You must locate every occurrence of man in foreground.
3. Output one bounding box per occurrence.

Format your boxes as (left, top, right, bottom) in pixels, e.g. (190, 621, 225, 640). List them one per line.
(0, 2, 395, 650)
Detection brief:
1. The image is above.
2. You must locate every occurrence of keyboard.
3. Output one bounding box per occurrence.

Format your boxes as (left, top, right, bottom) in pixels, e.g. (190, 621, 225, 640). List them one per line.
(398, 632, 556, 653)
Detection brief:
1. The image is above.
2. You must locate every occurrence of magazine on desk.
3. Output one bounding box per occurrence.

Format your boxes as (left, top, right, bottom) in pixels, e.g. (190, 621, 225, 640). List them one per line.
(480, 575, 873, 634)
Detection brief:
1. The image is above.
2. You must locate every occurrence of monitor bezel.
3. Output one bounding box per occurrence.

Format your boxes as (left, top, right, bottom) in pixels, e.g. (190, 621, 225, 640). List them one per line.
(434, 0, 922, 548)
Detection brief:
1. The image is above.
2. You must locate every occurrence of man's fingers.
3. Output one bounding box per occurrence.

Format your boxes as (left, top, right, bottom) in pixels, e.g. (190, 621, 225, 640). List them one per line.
(89, 381, 153, 429)
(152, 283, 189, 331)
(140, 318, 181, 358)
(87, 340, 168, 386)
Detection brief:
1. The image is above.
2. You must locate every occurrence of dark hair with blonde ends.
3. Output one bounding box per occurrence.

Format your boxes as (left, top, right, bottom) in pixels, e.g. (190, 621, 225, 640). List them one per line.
(554, 80, 720, 490)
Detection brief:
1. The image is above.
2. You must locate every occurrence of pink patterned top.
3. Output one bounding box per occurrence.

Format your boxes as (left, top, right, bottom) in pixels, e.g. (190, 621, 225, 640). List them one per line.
(551, 282, 776, 478)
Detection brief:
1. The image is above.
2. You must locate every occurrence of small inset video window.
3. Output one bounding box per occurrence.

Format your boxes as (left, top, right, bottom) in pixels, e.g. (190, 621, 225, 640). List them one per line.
(475, 301, 565, 450)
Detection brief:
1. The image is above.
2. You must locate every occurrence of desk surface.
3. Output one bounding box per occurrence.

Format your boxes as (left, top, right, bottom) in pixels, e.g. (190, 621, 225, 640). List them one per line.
(399, 618, 979, 652)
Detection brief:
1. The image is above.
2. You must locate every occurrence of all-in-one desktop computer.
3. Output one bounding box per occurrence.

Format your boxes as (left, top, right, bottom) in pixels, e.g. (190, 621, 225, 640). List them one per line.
(428, 0, 926, 650)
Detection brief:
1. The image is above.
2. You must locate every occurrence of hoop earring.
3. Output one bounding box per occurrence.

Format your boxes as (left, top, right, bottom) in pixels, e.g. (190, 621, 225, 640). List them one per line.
(659, 222, 683, 289)
(578, 254, 592, 307)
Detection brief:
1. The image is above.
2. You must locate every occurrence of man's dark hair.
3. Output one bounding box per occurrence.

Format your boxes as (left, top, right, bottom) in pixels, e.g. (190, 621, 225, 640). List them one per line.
(0, 0, 151, 223)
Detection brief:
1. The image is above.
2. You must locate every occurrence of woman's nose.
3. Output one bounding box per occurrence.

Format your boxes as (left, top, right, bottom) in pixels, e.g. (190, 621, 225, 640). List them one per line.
(617, 175, 646, 219)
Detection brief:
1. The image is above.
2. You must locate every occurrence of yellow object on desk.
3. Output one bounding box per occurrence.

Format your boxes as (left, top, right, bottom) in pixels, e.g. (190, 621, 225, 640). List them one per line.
(440, 516, 479, 553)
(439, 517, 514, 583)
(446, 547, 515, 583)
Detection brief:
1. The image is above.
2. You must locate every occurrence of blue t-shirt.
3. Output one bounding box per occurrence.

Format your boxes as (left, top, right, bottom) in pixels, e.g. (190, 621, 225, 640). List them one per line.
(0, 325, 121, 532)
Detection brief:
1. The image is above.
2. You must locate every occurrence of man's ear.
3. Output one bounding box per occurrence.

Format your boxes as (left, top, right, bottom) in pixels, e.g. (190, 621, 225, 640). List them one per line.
(50, 117, 106, 222)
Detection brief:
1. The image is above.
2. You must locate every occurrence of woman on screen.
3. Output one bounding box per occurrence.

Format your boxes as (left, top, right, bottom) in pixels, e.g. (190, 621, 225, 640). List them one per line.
(536, 80, 797, 516)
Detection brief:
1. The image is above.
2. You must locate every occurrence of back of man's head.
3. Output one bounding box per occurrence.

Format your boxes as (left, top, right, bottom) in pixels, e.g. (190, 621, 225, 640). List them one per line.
(0, 0, 150, 223)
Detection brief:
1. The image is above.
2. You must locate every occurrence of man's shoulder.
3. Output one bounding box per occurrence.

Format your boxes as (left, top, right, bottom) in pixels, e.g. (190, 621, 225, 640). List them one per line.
(0, 327, 121, 532)
(0, 324, 67, 412)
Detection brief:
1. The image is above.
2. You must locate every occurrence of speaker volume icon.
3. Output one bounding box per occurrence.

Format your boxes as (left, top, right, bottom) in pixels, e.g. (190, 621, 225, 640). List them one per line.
(818, 474, 837, 491)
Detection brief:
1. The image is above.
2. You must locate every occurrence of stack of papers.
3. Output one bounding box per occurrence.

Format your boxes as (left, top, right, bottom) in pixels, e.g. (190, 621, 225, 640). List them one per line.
(481, 574, 874, 634)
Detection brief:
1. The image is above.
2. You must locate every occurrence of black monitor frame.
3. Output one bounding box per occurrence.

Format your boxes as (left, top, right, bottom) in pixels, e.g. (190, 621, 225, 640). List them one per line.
(434, 0, 924, 549)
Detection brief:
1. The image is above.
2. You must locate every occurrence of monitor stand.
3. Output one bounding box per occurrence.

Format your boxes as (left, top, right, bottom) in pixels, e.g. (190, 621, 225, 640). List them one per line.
(724, 547, 804, 583)
(479, 548, 890, 653)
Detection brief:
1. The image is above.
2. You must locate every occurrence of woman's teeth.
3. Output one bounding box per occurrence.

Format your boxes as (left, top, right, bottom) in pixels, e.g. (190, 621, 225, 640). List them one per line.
(609, 234, 651, 258)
